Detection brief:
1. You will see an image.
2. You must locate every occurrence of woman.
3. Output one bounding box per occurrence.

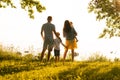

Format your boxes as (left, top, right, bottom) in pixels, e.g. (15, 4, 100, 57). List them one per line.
(63, 20, 77, 62)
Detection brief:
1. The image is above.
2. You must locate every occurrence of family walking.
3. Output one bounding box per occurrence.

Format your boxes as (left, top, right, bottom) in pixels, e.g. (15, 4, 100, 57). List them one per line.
(40, 16, 78, 62)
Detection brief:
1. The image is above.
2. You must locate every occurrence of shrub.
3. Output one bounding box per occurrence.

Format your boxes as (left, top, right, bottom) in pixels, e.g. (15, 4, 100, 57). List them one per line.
(87, 52, 109, 62)
(114, 57, 120, 62)
(0, 50, 22, 60)
(22, 54, 34, 61)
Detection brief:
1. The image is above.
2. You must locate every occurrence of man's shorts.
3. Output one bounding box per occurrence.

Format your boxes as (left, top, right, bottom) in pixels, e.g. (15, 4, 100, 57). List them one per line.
(43, 38, 54, 51)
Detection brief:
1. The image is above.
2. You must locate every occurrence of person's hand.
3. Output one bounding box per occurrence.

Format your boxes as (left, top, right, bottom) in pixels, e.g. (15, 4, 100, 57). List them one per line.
(65, 45, 68, 49)
(76, 39, 78, 42)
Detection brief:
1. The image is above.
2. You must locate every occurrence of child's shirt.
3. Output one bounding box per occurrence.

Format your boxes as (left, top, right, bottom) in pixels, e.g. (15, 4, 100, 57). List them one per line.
(54, 38, 61, 50)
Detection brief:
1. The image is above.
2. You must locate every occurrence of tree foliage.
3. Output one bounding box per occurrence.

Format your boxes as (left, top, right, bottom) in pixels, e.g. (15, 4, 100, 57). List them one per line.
(88, 0, 120, 38)
(0, 0, 46, 19)
(0, 0, 16, 8)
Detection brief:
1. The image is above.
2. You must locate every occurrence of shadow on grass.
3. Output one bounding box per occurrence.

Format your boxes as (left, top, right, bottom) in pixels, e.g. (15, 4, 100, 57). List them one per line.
(95, 67, 120, 80)
(57, 62, 89, 80)
(0, 60, 52, 76)
(56, 62, 120, 80)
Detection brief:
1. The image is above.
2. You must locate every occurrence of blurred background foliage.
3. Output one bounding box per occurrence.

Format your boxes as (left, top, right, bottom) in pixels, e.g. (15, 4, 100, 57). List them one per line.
(0, 0, 46, 19)
(88, 0, 120, 38)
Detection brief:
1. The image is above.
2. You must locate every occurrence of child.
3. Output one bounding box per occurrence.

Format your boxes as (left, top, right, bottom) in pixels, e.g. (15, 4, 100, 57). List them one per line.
(70, 21, 78, 42)
(54, 32, 67, 63)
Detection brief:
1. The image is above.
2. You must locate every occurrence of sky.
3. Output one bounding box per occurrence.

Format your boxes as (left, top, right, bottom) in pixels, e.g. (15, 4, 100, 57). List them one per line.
(0, 0, 120, 60)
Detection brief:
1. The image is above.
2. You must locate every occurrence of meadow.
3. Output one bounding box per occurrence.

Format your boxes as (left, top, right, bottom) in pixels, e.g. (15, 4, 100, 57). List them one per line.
(0, 50, 120, 80)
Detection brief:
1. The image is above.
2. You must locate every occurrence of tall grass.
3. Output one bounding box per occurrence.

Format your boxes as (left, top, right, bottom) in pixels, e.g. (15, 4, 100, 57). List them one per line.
(0, 50, 22, 61)
(87, 52, 110, 62)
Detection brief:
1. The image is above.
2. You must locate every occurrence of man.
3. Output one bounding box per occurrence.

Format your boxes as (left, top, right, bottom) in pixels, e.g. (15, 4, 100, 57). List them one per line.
(40, 16, 58, 61)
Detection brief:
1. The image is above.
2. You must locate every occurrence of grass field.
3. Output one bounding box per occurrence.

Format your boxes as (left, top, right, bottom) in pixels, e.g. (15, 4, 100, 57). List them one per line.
(0, 50, 120, 80)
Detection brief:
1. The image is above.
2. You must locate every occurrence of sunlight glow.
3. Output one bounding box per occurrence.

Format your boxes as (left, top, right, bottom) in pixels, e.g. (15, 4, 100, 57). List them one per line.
(0, 0, 120, 60)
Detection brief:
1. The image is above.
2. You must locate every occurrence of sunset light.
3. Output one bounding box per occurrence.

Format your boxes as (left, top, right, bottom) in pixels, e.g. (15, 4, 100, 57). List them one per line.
(0, 0, 120, 60)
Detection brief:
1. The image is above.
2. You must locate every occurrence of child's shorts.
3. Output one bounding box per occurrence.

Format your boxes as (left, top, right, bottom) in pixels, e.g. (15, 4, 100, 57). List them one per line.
(54, 49, 60, 56)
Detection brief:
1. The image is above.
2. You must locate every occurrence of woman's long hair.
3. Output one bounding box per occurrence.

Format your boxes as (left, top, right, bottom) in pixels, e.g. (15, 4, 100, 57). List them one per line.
(63, 20, 71, 33)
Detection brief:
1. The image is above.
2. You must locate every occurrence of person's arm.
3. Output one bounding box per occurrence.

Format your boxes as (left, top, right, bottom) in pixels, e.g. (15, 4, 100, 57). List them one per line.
(61, 42, 67, 48)
(58, 37, 67, 48)
(53, 30, 59, 38)
(41, 26, 44, 40)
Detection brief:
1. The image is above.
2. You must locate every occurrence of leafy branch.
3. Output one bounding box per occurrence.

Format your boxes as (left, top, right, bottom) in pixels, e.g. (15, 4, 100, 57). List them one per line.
(88, 0, 120, 38)
(0, 0, 46, 19)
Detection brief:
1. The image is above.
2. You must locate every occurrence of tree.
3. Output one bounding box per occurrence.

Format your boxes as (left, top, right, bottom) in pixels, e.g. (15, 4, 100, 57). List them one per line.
(88, 0, 120, 38)
(0, 0, 46, 19)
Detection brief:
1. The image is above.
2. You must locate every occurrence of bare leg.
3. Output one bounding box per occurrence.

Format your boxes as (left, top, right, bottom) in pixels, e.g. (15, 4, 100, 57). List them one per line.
(58, 56, 60, 62)
(48, 50, 51, 61)
(71, 49, 74, 62)
(40, 48, 46, 61)
(55, 56, 57, 63)
(63, 49, 68, 62)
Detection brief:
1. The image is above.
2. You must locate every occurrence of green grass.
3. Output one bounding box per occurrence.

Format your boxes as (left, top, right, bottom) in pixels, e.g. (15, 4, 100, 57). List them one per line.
(0, 50, 120, 80)
(0, 60, 120, 80)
